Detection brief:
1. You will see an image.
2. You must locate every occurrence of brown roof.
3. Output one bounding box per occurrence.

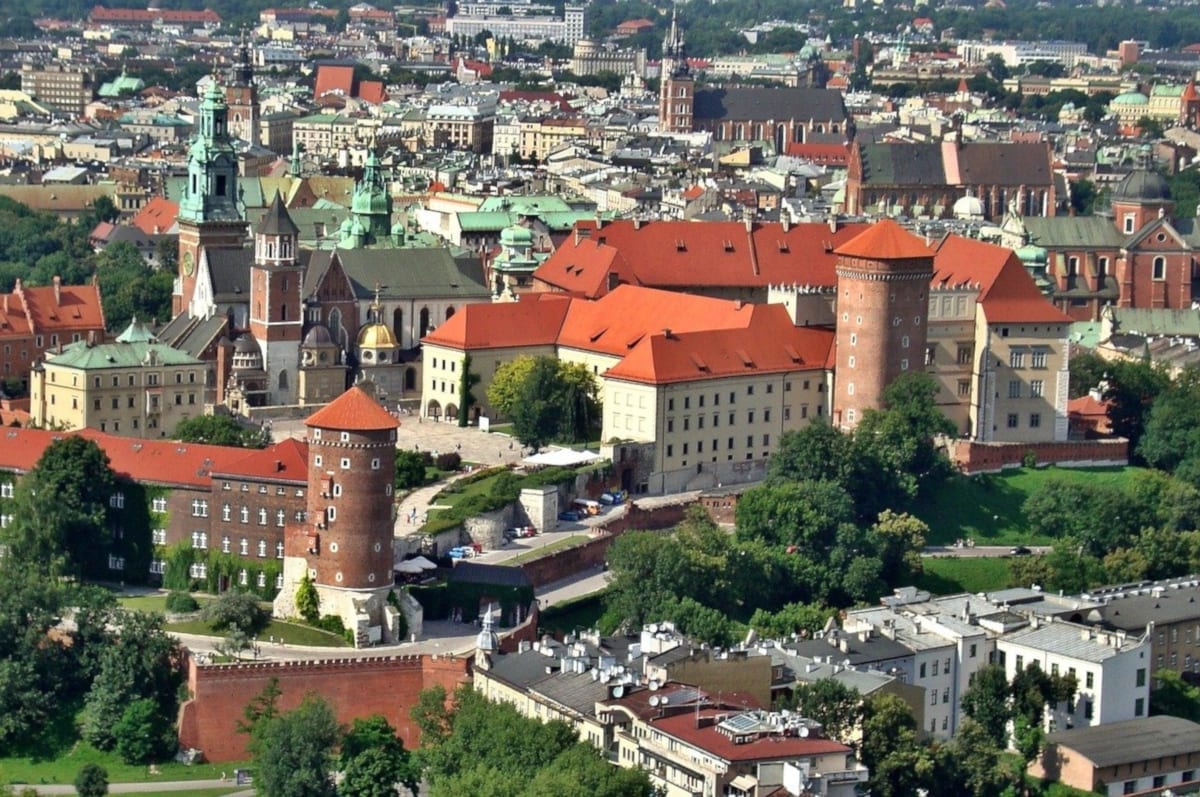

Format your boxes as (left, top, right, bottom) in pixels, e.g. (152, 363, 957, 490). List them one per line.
(304, 385, 399, 432)
(651, 708, 850, 763)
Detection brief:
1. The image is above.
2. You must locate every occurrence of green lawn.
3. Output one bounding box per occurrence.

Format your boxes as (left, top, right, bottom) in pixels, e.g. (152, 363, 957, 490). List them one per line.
(163, 618, 349, 647)
(502, 535, 590, 566)
(914, 466, 1146, 546)
(541, 592, 608, 635)
(915, 557, 1014, 595)
(117, 593, 213, 614)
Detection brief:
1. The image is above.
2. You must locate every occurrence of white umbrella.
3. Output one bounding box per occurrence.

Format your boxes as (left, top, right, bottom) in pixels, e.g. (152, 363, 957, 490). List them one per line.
(395, 560, 424, 574)
(411, 555, 438, 570)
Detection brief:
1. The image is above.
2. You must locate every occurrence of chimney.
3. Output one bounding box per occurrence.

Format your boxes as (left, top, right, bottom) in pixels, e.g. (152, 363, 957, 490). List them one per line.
(781, 215, 790, 233)
(53, 275, 61, 306)
(634, 217, 642, 230)
(87, 330, 95, 347)
(827, 216, 837, 233)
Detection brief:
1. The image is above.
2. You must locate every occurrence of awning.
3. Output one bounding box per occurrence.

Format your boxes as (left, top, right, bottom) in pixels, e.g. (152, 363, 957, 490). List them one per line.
(411, 555, 438, 571)
(728, 774, 758, 792)
(522, 448, 602, 467)
(395, 560, 424, 574)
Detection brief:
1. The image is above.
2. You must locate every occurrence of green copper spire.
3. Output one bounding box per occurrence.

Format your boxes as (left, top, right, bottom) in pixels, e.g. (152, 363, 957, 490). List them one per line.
(342, 143, 391, 247)
(178, 77, 241, 224)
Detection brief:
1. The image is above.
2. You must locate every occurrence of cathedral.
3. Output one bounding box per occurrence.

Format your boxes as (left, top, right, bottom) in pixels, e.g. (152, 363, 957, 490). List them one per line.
(159, 71, 490, 411)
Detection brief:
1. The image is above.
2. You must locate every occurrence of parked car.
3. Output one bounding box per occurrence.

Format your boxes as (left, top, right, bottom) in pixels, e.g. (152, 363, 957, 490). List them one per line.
(599, 491, 625, 505)
(1010, 545, 1032, 556)
(558, 510, 582, 522)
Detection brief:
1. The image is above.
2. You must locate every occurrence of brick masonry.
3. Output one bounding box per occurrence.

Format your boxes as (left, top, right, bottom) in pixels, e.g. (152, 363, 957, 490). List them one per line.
(177, 653, 469, 762)
(945, 438, 1130, 474)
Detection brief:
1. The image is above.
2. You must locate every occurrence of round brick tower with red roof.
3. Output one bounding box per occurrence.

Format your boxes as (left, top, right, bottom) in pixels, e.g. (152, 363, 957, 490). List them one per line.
(274, 385, 402, 645)
(832, 220, 934, 429)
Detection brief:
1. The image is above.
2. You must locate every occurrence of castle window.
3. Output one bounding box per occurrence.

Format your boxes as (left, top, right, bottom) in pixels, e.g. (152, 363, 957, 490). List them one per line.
(1007, 413, 1019, 428)
(277, 509, 285, 527)
(221, 536, 231, 553)
(240, 538, 249, 555)
(258, 508, 268, 525)
(1031, 380, 1045, 398)
(958, 380, 971, 397)
(1124, 214, 1136, 234)
(1153, 257, 1167, 281)
(222, 504, 231, 522)
(257, 572, 267, 588)
(1030, 413, 1041, 428)
(1032, 350, 1048, 369)
(341, 458, 351, 470)
(258, 540, 267, 557)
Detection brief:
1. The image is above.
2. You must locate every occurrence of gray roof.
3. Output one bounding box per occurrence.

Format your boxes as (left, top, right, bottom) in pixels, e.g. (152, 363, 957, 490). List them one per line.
(157, 313, 228, 358)
(447, 561, 530, 588)
(787, 634, 914, 666)
(306, 248, 490, 302)
(257, 192, 300, 237)
(1000, 620, 1143, 663)
(856, 141, 1052, 187)
(693, 88, 847, 123)
(1046, 715, 1200, 768)
(1092, 583, 1200, 632)
(1105, 308, 1200, 338)
(207, 248, 253, 300)
(1023, 216, 1125, 249)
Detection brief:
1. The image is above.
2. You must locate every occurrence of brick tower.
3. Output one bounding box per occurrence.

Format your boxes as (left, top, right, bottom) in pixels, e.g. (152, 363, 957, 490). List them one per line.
(273, 385, 403, 646)
(658, 9, 693, 134)
(249, 191, 303, 405)
(224, 32, 258, 144)
(832, 220, 934, 429)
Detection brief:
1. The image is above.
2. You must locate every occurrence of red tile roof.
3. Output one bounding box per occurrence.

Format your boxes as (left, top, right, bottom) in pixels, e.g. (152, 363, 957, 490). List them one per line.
(931, 235, 1070, 324)
(314, 65, 355, 99)
(90, 5, 220, 23)
(357, 80, 387, 105)
(531, 238, 631, 299)
(212, 437, 308, 482)
(0, 427, 288, 489)
(650, 709, 850, 763)
(834, 219, 933, 260)
(784, 142, 850, 165)
(304, 385, 400, 431)
(556, 285, 761, 359)
(131, 196, 178, 235)
(540, 220, 870, 291)
(422, 294, 571, 350)
(604, 306, 834, 385)
(1068, 393, 1109, 419)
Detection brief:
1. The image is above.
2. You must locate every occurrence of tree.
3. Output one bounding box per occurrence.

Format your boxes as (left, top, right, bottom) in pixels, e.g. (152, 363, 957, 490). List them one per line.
(748, 602, 836, 639)
(986, 52, 1010, 81)
(1151, 669, 1200, 721)
(174, 414, 268, 448)
(1069, 351, 1109, 399)
(1139, 367, 1200, 480)
(960, 664, 1011, 746)
(113, 698, 175, 764)
(340, 715, 419, 797)
(785, 679, 862, 742)
(950, 720, 1011, 797)
(1103, 359, 1172, 455)
(507, 357, 600, 450)
(295, 574, 319, 623)
(2, 436, 116, 579)
(860, 692, 937, 797)
(237, 677, 283, 740)
(74, 764, 108, 797)
(252, 694, 341, 797)
(394, 449, 428, 491)
(735, 480, 856, 549)
(855, 372, 955, 503)
(409, 684, 452, 747)
(870, 510, 928, 583)
(457, 354, 480, 428)
(1137, 115, 1165, 139)
(201, 589, 268, 634)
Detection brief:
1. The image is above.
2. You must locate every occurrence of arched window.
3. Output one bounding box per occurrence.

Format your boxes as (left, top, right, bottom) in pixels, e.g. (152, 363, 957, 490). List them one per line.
(419, 307, 431, 336)
(752, 123, 763, 140)
(329, 308, 345, 346)
(793, 125, 804, 143)
(392, 307, 403, 345)
(279, 370, 289, 390)
(445, 306, 456, 320)
(735, 124, 745, 140)
(1153, 256, 1167, 280)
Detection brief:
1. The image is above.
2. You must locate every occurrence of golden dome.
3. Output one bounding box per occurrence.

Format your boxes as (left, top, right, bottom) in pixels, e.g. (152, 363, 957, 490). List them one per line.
(357, 322, 399, 349)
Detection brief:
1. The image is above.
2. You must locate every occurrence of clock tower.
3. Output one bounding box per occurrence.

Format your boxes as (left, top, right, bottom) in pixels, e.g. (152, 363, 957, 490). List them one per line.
(175, 78, 248, 315)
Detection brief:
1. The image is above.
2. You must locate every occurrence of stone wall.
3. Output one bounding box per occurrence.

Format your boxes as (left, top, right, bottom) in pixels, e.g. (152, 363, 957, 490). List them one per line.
(519, 486, 558, 532)
(178, 653, 468, 762)
(464, 505, 514, 550)
(945, 438, 1130, 474)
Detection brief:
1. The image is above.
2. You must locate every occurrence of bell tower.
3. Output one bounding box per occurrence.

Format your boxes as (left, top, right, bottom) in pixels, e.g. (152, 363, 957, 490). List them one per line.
(225, 31, 258, 144)
(338, 144, 392, 249)
(249, 191, 303, 405)
(658, 9, 693, 134)
(175, 78, 247, 316)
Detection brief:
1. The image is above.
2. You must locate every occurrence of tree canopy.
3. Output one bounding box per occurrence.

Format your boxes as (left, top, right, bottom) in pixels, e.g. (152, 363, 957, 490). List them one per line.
(174, 414, 270, 448)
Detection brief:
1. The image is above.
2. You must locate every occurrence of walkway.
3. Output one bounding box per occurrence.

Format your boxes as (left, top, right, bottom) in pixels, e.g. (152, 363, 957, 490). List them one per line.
(30, 781, 252, 795)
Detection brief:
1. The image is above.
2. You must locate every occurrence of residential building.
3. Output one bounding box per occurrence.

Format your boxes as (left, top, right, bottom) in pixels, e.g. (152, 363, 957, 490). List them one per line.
(20, 64, 92, 117)
(1031, 716, 1200, 797)
(30, 318, 208, 437)
(570, 39, 646, 78)
(443, 5, 586, 44)
(0, 277, 106, 392)
(422, 101, 496, 154)
(996, 618, 1150, 731)
(1084, 577, 1200, 683)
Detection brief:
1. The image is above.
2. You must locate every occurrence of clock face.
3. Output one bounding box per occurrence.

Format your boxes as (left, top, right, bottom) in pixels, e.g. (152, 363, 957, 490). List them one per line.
(182, 250, 195, 277)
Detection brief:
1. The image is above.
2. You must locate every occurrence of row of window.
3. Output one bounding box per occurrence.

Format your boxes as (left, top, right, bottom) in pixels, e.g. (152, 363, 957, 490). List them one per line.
(311, 429, 397, 443)
(666, 382, 796, 412)
(1008, 350, 1051, 369)
(313, 454, 382, 471)
(189, 532, 288, 557)
(1005, 413, 1043, 429)
(177, 562, 283, 589)
(666, 408, 781, 432)
(1006, 379, 1046, 399)
(666, 434, 772, 459)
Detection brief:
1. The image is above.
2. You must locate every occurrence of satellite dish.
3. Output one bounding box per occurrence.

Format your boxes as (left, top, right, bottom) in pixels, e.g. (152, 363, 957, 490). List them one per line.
(612, 685, 626, 699)
(799, 726, 810, 737)
(649, 679, 660, 691)
(649, 696, 660, 707)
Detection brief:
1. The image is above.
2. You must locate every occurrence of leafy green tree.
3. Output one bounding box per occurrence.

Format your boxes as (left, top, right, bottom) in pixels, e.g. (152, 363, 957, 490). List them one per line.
(870, 510, 928, 582)
(604, 530, 694, 628)
(748, 602, 836, 639)
(295, 574, 319, 623)
(410, 684, 452, 747)
(252, 693, 341, 797)
(861, 692, 937, 797)
(1138, 115, 1165, 139)
(237, 677, 283, 740)
(1069, 352, 1109, 399)
(2, 436, 115, 579)
(73, 763, 108, 797)
(340, 715, 419, 797)
(81, 611, 182, 752)
(735, 480, 855, 549)
(855, 372, 955, 502)
(960, 664, 1011, 746)
(659, 596, 738, 647)
(507, 357, 600, 450)
(1103, 359, 1172, 456)
(457, 354, 480, 428)
(201, 589, 268, 634)
(174, 414, 268, 448)
(1139, 367, 1200, 480)
(394, 449, 428, 491)
(113, 698, 176, 764)
(784, 679, 861, 742)
(1151, 669, 1200, 721)
(950, 719, 1011, 797)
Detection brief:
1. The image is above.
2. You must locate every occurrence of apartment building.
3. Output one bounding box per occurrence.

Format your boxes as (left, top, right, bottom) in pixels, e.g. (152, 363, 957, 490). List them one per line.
(292, 113, 369, 158)
(1085, 577, 1200, 683)
(20, 63, 92, 117)
(30, 319, 208, 437)
(0, 277, 106, 392)
(444, 5, 587, 44)
(996, 618, 1150, 731)
(422, 102, 495, 154)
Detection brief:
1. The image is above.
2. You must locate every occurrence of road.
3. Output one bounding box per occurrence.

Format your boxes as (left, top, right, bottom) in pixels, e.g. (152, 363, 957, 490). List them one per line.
(923, 545, 1051, 558)
(29, 781, 253, 795)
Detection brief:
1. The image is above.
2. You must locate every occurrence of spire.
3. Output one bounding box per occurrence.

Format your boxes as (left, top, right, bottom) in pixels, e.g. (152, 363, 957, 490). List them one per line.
(256, 190, 299, 237)
(289, 140, 302, 178)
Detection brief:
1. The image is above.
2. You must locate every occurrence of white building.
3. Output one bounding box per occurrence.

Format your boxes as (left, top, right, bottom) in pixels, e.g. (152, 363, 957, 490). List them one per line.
(445, 5, 586, 44)
(996, 618, 1150, 731)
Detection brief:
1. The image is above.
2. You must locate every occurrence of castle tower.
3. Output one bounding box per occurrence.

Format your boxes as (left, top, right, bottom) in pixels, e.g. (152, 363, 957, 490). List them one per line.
(338, 145, 392, 248)
(176, 78, 247, 315)
(225, 31, 258, 144)
(1110, 145, 1174, 237)
(658, 9, 693, 134)
(832, 220, 934, 429)
(274, 385, 402, 646)
(249, 192, 303, 405)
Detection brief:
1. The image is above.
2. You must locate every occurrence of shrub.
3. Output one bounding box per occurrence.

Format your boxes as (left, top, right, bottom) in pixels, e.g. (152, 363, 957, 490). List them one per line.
(201, 589, 268, 634)
(435, 452, 462, 471)
(74, 763, 108, 797)
(312, 614, 346, 636)
(295, 573, 319, 623)
(164, 591, 199, 613)
(489, 470, 521, 502)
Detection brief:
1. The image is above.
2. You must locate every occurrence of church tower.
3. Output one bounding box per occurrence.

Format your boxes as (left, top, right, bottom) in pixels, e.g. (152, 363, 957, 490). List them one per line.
(338, 145, 392, 248)
(658, 9, 693, 134)
(273, 386, 403, 646)
(176, 79, 247, 315)
(225, 32, 258, 144)
(249, 192, 303, 405)
(832, 220, 934, 429)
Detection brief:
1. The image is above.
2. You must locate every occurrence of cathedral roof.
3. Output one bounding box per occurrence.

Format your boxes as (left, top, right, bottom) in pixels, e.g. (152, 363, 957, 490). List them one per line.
(256, 191, 299, 237)
(357, 322, 399, 349)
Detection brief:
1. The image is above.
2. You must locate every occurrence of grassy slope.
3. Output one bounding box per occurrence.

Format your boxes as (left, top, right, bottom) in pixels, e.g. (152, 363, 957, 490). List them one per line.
(913, 466, 1146, 547)
(916, 557, 1014, 595)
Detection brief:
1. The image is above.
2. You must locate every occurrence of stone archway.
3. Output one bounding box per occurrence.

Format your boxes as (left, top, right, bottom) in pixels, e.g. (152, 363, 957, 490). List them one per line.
(425, 399, 441, 419)
(445, 403, 459, 421)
